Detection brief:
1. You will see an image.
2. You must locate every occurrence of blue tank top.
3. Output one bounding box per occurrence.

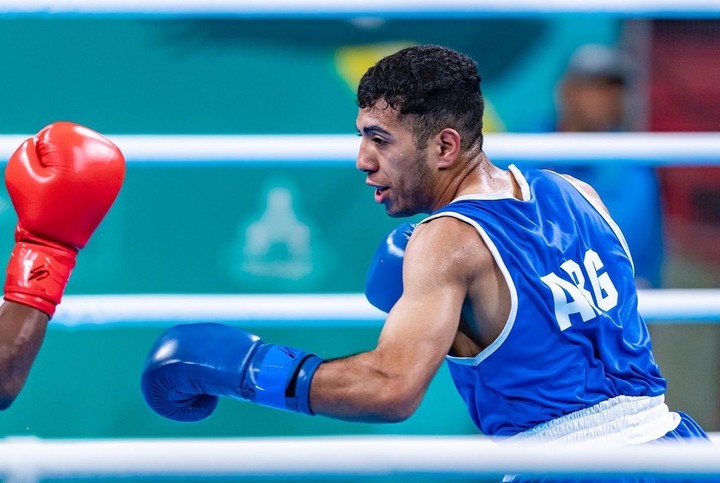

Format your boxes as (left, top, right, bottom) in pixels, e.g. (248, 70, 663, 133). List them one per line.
(422, 165, 666, 437)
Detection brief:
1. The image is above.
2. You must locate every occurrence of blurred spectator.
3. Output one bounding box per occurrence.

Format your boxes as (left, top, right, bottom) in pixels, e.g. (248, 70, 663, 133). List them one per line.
(551, 44, 664, 288)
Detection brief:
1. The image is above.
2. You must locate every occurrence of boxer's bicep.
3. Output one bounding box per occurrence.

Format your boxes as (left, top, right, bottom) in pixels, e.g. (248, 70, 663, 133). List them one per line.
(310, 218, 478, 422)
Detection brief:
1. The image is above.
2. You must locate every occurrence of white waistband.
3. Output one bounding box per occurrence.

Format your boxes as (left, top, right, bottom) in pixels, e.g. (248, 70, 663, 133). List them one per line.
(506, 395, 681, 445)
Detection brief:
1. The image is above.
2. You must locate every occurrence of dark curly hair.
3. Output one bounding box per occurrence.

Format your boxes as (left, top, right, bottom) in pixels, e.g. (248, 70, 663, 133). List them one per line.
(357, 45, 484, 153)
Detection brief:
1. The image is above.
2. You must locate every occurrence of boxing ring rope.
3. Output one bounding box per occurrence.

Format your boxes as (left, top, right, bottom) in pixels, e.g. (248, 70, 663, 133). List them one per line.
(1, 133, 720, 166)
(2, 0, 720, 18)
(1, 436, 719, 481)
(50, 289, 720, 327)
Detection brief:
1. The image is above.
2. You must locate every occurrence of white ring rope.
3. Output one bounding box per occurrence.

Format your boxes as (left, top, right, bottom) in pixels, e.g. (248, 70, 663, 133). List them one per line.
(2, 133, 720, 166)
(1, 0, 720, 17)
(51, 289, 720, 327)
(1, 436, 719, 480)
(54, 293, 385, 327)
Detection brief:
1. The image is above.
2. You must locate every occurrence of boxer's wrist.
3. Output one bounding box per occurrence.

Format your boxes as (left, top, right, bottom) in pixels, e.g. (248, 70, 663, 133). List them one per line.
(244, 344, 324, 415)
(4, 237, 77, 317)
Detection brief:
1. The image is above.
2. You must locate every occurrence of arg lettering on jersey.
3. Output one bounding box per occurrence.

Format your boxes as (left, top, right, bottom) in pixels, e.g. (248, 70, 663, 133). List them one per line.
(540, 249, 619, 331)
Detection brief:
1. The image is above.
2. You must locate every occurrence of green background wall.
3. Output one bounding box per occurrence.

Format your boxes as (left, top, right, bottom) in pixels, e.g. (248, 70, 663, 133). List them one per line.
(0, 16, 620, 135)
(1, 164, 407, 295)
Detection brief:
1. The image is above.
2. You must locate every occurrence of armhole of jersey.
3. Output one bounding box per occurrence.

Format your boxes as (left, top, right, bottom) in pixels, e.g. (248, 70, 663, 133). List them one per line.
(420, 211, 519, 366)
(508, 164, 532, 201)
(552, 171, 636, 275)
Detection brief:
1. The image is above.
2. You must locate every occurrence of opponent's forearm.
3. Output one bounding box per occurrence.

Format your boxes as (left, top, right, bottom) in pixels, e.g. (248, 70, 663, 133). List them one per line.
(0, 301, 49, 409)
(310, 351, 424, 423)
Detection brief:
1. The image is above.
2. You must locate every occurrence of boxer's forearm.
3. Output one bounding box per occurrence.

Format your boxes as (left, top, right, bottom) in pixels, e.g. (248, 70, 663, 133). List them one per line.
(0, 302, 49, 409)
(309, 351, 428, 423)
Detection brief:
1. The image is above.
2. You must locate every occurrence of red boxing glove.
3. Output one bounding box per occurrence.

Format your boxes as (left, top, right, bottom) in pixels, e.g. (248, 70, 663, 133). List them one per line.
(3, 122, 125, 317)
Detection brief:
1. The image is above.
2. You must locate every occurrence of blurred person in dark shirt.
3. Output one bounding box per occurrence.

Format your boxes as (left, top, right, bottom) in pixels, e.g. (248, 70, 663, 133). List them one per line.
(551, 44, 664, 288)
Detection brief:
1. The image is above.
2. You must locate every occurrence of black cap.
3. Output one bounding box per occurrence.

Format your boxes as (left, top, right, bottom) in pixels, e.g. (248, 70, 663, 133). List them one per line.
(565, 44, 631, 84)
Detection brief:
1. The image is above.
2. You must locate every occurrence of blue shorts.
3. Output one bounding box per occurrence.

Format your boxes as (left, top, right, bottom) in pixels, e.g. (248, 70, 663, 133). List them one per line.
(657, 411, 710, 442)
(506, 412, 716, 483)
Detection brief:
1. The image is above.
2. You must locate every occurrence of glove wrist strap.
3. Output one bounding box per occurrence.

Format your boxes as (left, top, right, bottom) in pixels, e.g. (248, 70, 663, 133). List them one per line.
(4, 241, 77, 317)
(245, 344, 324, 415)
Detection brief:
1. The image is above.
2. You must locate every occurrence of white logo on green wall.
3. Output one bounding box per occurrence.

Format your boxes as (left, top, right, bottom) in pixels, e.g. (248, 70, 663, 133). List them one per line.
(229, 184, 314, 282)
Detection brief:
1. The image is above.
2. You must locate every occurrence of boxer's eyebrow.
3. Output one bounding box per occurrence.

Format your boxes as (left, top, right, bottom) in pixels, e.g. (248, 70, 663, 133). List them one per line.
(356, 125, 393, 139)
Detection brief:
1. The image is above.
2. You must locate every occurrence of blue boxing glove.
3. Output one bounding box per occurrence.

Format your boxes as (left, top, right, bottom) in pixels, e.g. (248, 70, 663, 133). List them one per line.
(364, 223, 416, 313)
(140, 323, 324, 422)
